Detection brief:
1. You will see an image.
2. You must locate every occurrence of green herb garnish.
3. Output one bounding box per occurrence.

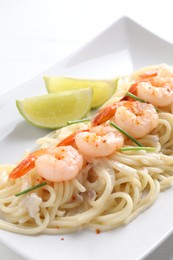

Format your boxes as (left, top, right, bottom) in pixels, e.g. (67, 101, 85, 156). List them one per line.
(126, 91, 145, 103)
(120, 146, 156, 152)
(15, 182, 47, 197)
(126, 91, 159, 112)
(67, 118, 90, 125)
(110, 121, 143, 147)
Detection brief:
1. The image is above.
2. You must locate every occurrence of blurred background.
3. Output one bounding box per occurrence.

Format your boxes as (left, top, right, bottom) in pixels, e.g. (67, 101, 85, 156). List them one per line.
(1, 0, 173, 95)
(1, 0, 173, 259)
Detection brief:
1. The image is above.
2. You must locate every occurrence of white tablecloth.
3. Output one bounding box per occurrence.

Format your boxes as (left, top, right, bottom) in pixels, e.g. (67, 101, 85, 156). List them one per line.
(1, 0, 173, 259)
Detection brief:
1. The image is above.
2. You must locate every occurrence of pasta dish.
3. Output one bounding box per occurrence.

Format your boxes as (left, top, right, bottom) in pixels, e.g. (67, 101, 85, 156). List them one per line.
(1, 63, 173, 235)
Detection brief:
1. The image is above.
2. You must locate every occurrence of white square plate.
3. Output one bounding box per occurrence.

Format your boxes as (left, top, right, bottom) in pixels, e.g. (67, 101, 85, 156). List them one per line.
(1, 16, 173, 260)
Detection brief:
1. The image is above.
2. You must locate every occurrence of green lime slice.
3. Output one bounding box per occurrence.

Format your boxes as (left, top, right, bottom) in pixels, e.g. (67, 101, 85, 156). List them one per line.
(44, 76, 117, 108)
(16, 88, 92, 129)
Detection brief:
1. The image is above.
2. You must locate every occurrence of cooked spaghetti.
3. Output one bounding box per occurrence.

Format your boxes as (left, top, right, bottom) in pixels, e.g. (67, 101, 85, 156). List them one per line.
(1, 63, 173, 235)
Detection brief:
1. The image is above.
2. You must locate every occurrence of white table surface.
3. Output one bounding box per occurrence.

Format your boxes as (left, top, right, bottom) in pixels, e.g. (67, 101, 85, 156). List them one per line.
(1, 0, 173, 259)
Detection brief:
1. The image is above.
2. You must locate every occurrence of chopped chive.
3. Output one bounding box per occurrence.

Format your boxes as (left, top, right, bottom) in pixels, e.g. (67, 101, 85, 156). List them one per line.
(120, 146, 156, 152)
(126, 91, 145, 103)
(67, 118, 90, 125)
(126, 92, 159, 112)
(110, 121, 143, 147)
(15, 182, 47, 197)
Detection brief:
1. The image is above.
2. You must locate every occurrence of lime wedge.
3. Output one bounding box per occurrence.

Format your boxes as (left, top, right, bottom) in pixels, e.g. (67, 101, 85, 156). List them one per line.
(16, 88, 92, 129)
(44, 76, 117, 108)
(102, 77, 131, 107)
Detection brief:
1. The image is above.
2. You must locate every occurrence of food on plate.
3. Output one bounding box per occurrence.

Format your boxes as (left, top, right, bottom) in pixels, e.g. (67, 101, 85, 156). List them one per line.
(92, 101, 158, 138)
(44, 76, 117, 108)
(128, 64, 173, 107)
(1, 63, 173, 235)
(16, 88, 92, 129)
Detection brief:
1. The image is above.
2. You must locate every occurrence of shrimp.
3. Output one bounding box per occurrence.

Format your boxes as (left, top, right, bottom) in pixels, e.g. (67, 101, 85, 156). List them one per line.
(35, 146, 83, 182)
(114, 101, 158, 138)
(92, 101, 158, 139)
(129, 64, 173, 107)
(75, 123, 124, 157)
(136, 77, 173, 107)
(9, 129, 87, 180)
(129, 70, 158, 94)
(9, 145, 83, 182)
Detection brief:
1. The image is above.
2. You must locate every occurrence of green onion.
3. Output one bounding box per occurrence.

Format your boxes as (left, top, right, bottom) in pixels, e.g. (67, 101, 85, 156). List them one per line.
(15, 182, 47, 197)
(120, 146, 156, 152)
(110, 121, 143, 147)
(67, 118, 90, 125)
(126, 91, 159, 112)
